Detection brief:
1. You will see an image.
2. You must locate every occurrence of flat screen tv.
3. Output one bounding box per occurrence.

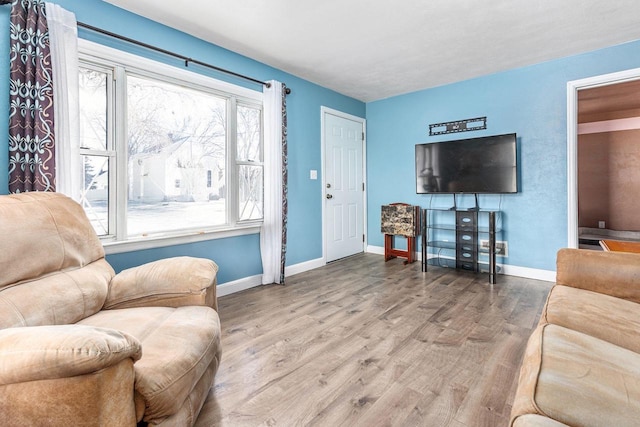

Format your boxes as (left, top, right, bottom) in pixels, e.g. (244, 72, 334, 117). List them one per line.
(415, 133, 517, 194)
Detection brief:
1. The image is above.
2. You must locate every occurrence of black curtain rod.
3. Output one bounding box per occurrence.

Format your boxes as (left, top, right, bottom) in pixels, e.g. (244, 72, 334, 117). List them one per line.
(78, 22, 290, 94)
(0, 0, 290, 94)
(79, 22, 266, 86)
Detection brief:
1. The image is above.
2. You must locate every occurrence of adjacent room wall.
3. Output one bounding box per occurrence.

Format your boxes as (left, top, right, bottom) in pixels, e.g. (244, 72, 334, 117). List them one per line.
(607, 129, 640, 230)
(578, 134, 610, 228)
(0, 0, 365, 284)
(579, 129, 640, 231)
(366, 39, 640, 272)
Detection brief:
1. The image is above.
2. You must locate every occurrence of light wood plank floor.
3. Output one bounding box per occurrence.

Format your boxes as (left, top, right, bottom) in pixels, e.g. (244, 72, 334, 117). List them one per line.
(195, 253, 552, 427)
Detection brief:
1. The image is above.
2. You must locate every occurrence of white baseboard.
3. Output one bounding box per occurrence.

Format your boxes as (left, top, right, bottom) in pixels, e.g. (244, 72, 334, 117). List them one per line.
(217, 274, 263, 297)
(500, 264, 555, 282)
(285, 257, 325, 277)
(366, 245, 555, 283)
(366, 245, 385, 256)
(217, 248, 556, 298)
(217, 257, 326, 297)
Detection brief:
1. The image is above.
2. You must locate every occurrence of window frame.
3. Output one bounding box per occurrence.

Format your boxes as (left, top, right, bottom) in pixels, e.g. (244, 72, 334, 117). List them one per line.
(78, 40, 264, 255)
(78, 61, 116, 237)
(235, 101, 265, 222)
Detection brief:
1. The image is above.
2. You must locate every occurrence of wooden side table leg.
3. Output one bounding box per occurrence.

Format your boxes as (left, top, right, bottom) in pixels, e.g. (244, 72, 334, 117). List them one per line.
(384, 234, 392, 261)
(403, 236, 415, 264)
(409, 236, 415, 264)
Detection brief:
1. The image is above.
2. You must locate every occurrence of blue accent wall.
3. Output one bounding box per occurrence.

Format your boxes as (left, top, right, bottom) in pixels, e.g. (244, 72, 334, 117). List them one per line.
(366, 39, 640, 271)
(107, 234, 262, 285)
(0, 0, 365, 283)
(3, 1, 640, 279)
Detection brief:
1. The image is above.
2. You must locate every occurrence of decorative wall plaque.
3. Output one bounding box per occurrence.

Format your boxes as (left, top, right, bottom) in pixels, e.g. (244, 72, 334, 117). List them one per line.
(429, 117, 487, 136)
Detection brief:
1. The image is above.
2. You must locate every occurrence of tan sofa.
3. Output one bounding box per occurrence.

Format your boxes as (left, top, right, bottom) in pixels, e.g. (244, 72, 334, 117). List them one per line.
(0, 192, 222, 426)
(510, 248, 640, 426)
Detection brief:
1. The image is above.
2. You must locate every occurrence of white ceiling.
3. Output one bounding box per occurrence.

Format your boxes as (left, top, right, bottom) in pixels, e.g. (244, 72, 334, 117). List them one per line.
(104, 0, 640, 102)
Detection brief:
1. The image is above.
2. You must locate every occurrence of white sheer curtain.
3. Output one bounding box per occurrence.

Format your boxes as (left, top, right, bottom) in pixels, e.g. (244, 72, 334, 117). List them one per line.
(46, 3, 80, 200)
(261, 81, 285, 284)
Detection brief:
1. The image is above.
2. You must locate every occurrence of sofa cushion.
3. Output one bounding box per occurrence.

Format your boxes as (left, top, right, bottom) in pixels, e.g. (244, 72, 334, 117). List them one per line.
(542, 284, 640, 354)
(0, 259, 113, 328)
(0, 192, 105, 290)
(79, 306, 221, 422)
(511, 323, 640, 427)
(0, 193, 111, 328)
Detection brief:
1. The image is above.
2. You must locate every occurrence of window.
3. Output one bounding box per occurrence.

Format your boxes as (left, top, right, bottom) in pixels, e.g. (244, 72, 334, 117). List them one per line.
(78, 65, 112, 236)
(78, 41, 263, 249)
(237, 104, 264, 221)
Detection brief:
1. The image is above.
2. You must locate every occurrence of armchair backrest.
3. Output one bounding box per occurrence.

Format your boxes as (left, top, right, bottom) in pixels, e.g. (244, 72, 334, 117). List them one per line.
(0, 192, 113, 328)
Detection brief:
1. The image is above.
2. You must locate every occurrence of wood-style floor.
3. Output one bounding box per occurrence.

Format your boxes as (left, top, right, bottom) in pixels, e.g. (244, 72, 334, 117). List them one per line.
(195, 253, 552, 427)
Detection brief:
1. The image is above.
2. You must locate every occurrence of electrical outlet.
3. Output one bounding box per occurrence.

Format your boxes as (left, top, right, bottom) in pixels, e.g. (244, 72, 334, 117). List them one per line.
(480, 240, 508, 257)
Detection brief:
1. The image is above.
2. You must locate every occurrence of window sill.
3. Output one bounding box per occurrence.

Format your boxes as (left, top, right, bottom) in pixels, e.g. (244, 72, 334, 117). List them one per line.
(102, 224, 261, 255)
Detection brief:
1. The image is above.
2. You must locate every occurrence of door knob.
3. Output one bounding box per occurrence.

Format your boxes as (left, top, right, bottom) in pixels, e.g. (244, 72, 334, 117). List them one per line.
(326, 194, 333, 199)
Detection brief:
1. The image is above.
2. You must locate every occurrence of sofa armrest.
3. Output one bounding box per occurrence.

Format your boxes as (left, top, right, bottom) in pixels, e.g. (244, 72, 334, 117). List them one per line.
(0, 325, 141, 386)
(556, 248, 640, 303)
(104, 256, 219, 311)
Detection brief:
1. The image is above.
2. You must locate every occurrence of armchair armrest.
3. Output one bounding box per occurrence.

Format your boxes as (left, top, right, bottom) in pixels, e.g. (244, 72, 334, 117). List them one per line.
(556, 248, 640, 303)
(0, 325, 141, 386)
(0, 325, 141, 426)
(104, 256, 219, 310)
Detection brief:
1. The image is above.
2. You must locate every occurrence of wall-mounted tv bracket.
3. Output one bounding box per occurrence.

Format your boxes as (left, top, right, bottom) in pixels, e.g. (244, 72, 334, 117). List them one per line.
(449, 193, 481, 211)
(429, 116, 487, 136)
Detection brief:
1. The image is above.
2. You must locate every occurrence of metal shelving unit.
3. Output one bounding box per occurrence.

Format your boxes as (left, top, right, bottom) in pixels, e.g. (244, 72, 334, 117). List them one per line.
(421, 208, 499, 284)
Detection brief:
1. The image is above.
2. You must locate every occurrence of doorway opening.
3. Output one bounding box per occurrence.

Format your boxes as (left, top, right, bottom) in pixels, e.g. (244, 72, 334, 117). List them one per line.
(567, 68, 640, 249)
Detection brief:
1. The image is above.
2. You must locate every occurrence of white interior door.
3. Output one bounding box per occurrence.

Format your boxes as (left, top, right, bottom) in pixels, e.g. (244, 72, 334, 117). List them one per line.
(323, 110, 365, 262)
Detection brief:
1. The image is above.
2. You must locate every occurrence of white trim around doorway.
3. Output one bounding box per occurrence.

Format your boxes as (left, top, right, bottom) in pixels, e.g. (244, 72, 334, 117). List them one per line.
(567, 67, 640, 248)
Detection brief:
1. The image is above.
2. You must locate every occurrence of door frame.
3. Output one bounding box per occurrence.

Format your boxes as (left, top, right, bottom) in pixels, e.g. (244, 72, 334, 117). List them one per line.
(567, 66, 640, 248)
(321, 106, 367, 263)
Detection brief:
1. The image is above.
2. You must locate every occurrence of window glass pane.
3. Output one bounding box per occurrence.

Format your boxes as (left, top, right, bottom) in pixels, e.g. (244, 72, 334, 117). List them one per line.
(126, 75, 227, 236)
(81, 155, 109, 236)
(237, 105, 261, 162)
(79, 68, 107, 150)
(238, 165, 263, 221)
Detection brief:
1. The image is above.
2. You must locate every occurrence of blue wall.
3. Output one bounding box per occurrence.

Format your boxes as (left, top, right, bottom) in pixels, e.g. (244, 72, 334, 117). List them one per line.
(0, 1, 365, 284)
(3, 1, 640, 279)
(366, 39, 640, 271)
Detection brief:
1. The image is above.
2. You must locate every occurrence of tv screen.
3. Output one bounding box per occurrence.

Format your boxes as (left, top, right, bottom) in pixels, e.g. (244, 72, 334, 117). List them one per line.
(415, 133, 517, 194)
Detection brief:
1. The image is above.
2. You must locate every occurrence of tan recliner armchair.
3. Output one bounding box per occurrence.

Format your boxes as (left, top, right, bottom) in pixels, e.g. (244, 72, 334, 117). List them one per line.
(0, 192, 222, 426)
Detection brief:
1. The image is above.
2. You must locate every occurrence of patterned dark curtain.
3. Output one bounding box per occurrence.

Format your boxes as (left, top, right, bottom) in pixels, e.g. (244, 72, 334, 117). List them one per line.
(8, 0, 55, 193)
(279, 84, 288, 285)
